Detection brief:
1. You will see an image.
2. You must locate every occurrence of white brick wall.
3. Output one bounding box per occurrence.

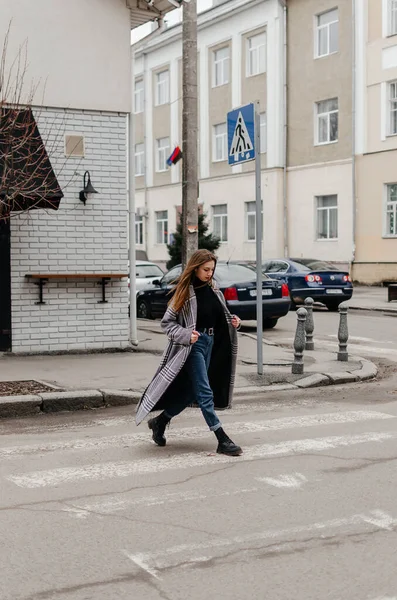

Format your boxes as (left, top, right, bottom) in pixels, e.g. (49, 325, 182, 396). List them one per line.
(10, 108, 130, 353)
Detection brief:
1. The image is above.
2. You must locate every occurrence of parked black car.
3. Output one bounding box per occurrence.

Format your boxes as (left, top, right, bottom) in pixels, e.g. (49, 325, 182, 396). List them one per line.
(258, 258, 353, 311)
(136, 262, 291, 329)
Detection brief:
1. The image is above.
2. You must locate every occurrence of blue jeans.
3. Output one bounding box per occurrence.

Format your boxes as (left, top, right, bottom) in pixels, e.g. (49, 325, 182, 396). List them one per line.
(164, 333, 222, 432)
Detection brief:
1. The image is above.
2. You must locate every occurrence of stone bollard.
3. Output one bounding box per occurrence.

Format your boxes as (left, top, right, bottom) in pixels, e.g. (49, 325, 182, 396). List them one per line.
(292, 307, 307, 374)
(337, 303, 349, 361)
(304, 297, 314, 350)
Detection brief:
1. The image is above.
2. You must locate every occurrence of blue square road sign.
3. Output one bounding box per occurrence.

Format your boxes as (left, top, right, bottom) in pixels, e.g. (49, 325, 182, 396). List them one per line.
(227, 103, 256, 166)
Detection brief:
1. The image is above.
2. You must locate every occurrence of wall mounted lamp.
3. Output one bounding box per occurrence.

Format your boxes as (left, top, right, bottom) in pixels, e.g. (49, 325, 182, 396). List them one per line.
(79, 171, 98, 205)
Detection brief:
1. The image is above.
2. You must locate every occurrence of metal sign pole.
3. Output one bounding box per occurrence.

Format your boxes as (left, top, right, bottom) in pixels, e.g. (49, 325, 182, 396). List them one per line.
(254, 101, 263, 375)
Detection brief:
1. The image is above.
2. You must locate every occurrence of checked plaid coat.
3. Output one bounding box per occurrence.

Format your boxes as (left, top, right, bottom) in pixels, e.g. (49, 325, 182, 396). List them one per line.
(135, 284, 238, 425)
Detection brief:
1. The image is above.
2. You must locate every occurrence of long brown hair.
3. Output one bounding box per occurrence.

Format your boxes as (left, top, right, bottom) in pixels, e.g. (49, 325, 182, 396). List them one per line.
(170, 249, 217, 313)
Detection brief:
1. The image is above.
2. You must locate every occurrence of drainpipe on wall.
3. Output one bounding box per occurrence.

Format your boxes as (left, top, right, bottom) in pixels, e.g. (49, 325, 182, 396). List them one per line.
(351, 0, 357, 274)
(282, 2, 288, 258)
(128, 18, 164, 346)
(143, 49, 149, 258)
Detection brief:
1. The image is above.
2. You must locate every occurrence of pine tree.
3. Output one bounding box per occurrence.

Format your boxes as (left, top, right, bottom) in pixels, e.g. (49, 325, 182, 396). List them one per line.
(166, 212, 220, 269)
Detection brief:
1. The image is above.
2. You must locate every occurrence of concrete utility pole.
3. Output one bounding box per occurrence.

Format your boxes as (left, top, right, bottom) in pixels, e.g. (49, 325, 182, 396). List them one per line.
(181, 0, 198, 267)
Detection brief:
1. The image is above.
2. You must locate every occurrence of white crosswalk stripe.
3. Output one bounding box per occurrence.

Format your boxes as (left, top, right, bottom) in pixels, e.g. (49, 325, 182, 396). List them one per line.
(122, 509, 397, 579)
(6, 431, 395, 488)
(0, 410, 393, 459)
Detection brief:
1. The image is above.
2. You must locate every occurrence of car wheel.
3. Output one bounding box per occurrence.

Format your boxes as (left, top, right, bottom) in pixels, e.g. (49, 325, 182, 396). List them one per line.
(325, 300, 342, 312)
(262, 318, 278, 330)
(289, 299, 298, 311)
(137, 299, 153, 319)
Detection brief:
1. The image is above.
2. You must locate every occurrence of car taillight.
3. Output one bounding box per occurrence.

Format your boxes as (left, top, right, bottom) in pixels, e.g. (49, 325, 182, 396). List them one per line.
(305, 274, 322, 283)
(281, 283, 289, 297)
(343, 275, 352, 282)
(223, 287, 238, 301)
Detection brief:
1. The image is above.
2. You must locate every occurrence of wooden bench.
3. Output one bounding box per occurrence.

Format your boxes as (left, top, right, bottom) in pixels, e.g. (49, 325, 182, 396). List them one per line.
(388, 283, 397, 302)
(25, 273, 128, 305)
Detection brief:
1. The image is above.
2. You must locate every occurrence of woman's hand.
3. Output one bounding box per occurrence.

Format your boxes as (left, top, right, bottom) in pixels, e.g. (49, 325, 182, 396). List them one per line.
(190, 330, 200, 344)
(231, 316, 241, 329)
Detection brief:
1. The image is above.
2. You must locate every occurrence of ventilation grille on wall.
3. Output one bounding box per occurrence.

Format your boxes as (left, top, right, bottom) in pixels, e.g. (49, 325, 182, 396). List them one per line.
(64, 134, 85, 157)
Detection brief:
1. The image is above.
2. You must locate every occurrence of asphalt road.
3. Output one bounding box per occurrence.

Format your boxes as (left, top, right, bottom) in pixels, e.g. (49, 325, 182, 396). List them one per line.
(1, 373, 397, 600)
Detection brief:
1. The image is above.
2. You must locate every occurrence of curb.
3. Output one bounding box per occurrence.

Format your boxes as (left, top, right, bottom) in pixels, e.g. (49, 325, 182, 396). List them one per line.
(348, 305, 397, 314)
(0, 358, 378, 420)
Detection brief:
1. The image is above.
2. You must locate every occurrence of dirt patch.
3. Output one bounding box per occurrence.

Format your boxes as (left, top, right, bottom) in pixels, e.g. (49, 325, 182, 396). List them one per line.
(0, 380, 60, 397)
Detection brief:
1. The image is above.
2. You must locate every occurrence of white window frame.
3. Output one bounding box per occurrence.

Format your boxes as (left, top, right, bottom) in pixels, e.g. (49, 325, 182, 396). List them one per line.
(135, 215, 144, 246)
(260, 112, 267, 153)
(245, 201, 263, 242)
(384, 183, 397, 237)
(156, 137, 170, 173)
(315, 98, 339, 145)
(134, 79, 144, 114)
(246, 32, 266, 77)
(156, 210, 168, 244)
(212, 204, 228, 242)
(212, 46, 230, 87)
(315, 195, 338, 240)
(315, 9, 339, 58)
(155, 70, 170, 106)
(389, 0, 397, 36)
(134, 143, 144, 177)
(212, 123, 228, 162)
(388, 81, 397, 135)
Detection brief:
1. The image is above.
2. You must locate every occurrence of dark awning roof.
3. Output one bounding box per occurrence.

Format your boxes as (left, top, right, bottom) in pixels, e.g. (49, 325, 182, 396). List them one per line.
(0, 107, 63, 214)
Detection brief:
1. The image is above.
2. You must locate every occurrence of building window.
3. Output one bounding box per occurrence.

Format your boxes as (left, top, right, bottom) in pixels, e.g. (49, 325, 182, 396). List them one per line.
(389, 0, 397, 36)
(134, 79, 144, 114)
(260, 112, 267, 153)
(389, 81, 397, 135)
(316, 98, 338, 144)
(135, 215, 144, 246)
(156, 210, 168, 244)
(213, 46, 230, 87)
(155, 70, 169, 106)
(246, 32, 266, 76)
(316, 195, 338, 239)
(212, 123, 228, 162)
(156, 137, 170, 172)
(316, 9, 338, 57)
(386, 184, 397, 235)
(245, 201, 263, 241)
(134, 143, 144, 177)
(212, 204, 228, 242)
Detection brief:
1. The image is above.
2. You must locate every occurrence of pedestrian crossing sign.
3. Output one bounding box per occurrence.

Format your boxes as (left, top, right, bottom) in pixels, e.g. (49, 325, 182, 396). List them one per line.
(227, 103, 256, 165)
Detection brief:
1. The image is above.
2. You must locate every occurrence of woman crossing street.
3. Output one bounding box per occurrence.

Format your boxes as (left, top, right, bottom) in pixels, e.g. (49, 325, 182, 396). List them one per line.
(135, 249, 242, 456)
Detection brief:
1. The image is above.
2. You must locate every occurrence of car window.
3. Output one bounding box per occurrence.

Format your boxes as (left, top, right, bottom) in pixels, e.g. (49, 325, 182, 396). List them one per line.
(291, 259, 337, 272)
(162, 266, 182, 285)
(215, 264, 270, 283)
(136, 265, 164, 278)
(266, 261, 289, 273)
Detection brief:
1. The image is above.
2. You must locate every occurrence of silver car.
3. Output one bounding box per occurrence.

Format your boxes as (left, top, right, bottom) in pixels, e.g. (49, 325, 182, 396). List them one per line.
(134, 261, 164, 293)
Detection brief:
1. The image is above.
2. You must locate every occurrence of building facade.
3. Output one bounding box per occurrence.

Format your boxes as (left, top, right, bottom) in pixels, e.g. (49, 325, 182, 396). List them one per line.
(0, 0, 172, 353)
(133, 0, 397, 284)
(133, 0, 286, 265)
(354, 0, 397, 283)
(287, 0, 353, 268)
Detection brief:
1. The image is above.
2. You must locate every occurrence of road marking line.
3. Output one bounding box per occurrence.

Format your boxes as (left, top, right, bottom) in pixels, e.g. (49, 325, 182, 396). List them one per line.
(6, 431, 395, 488)
(256, 473, 308, 489)
(0, 411, 393, 459)
(63, 487, 260, 518)
(122, 551, 160, 580)
(123, 509, 397, 571)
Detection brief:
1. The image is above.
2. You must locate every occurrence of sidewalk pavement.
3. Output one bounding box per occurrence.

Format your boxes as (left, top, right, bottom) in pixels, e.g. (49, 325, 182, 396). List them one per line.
(347, 285, 397, 313)
(0, 318, 378, 419)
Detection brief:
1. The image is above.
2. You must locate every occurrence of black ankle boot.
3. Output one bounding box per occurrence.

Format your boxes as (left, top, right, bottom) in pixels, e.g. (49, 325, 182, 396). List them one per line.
(148, 412, 170, 447)
(215, 427, 242, 456)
